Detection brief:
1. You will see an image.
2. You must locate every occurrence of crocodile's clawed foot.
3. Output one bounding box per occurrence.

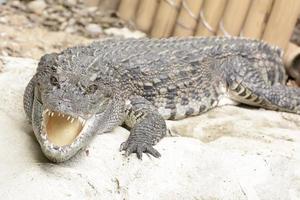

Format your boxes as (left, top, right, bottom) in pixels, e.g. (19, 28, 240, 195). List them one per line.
(119, 140, 161, 159)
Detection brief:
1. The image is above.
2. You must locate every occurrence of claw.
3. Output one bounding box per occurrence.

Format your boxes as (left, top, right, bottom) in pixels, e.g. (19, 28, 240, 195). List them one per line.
(125, 145, 136, 157)
(119, 140, 161, 159)
(146, 145, 161, 158)
(119, 141, 128, 152)
(136, 145, 144, 159)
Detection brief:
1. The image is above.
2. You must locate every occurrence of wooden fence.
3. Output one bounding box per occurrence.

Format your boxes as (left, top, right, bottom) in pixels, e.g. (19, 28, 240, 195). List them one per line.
(86, 0, 300, 81)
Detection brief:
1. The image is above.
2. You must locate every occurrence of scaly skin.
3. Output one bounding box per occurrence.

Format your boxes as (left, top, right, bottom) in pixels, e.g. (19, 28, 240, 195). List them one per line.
(24, 36, 300, 162)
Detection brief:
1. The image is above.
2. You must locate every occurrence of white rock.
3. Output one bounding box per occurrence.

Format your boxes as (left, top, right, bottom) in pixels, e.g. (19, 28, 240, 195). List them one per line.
(0, 56, 300, 200)
(104, 27, 146, 38)
(63, 0, 76, 7)
(27, 0, 47, 15)
(85, 23, 103, 37)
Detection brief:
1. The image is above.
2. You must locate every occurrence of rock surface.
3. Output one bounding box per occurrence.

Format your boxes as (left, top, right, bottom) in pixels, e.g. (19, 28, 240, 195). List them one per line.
(0, 56, 300, 200)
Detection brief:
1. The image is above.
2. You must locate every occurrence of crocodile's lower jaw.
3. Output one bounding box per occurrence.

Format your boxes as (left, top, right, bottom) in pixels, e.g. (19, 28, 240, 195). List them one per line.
(42, 109, 86, 146)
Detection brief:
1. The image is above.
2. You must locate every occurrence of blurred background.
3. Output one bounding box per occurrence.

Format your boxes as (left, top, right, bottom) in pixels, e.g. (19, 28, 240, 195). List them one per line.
(0, 0, 300, 84)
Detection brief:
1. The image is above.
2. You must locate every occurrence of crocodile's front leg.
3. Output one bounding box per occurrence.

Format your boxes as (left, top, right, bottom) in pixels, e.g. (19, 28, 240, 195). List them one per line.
(120, 96, 167, 159)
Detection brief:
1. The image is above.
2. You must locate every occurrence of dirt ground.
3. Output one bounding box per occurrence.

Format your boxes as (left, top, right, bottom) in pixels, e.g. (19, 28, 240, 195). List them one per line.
(0, 0, 127, 59)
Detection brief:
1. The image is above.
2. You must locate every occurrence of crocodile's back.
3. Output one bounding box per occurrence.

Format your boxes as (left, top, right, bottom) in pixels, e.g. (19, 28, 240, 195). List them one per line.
(61, 37, 286, 119)
(97, 38, 228, 119)
(94, 36, 286, 84)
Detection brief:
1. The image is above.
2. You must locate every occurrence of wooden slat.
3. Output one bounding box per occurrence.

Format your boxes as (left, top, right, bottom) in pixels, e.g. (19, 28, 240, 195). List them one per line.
(217, 0, 252, 36)
(173, 0, 204, 36)
(150, 0, 182, 38)
(118, 0, 140, 22)
(195, 0, 227, 36)
(135, 0, 160, 33)
(241, 0, 274, 39)
(262, 0, 300, 50)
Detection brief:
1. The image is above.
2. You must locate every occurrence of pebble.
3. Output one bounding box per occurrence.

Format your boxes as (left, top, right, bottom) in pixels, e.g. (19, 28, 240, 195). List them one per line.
(85, 23, 102, 37)
(27, 0, 47, 15)
(104, 27, 146, 38)
(63, 0, 77, 6)
(4, 0, 126, 38)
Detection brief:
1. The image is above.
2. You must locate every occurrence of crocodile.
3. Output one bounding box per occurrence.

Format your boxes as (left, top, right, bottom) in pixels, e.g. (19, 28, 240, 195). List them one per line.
(23, 37, 300, 162)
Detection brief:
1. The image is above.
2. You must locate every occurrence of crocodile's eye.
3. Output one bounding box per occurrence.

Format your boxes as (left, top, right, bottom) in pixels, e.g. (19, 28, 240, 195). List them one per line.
(86, 84, 97, 94)
(50, 66, 57, 72)
(50, 76, 59, 86)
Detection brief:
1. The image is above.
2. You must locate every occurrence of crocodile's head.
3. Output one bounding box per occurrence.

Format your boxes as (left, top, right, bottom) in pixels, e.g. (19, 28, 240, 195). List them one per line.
(31, 51, 114, 162)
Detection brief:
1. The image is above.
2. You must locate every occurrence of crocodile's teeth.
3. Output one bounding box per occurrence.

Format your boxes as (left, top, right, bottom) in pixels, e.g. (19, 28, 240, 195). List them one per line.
(51, 112, 54, 117)
(58, 113, 61, 117)
(70, 118, 74, 123)
(78, 117, 86, 126)
(62, 114, 65, 118)
(67, 116, 71, 121)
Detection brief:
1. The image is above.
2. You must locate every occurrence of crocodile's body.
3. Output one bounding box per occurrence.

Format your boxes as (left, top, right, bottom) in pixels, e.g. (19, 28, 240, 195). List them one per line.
(23, 37, 300, 162)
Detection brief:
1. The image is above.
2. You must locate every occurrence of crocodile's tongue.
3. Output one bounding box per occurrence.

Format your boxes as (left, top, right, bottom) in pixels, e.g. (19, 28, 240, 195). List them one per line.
(44, 111, 85, 146)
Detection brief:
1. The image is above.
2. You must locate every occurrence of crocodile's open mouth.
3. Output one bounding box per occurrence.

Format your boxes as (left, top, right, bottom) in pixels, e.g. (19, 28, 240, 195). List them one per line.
(42, 109, 86, 146)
